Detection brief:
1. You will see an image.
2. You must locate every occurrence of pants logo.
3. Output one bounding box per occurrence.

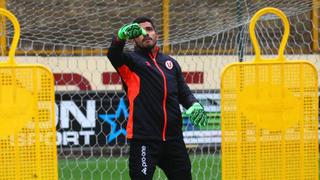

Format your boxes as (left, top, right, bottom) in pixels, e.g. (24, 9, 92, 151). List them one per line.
(141, 145, 147, 175)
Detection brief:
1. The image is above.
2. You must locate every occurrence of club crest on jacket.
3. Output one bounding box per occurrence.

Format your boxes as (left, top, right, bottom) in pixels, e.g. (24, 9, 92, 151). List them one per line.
(165, 60, 173, 70)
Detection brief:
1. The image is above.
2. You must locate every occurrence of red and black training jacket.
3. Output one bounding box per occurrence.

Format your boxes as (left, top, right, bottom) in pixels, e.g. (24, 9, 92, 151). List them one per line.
(107, 37, 197, 141)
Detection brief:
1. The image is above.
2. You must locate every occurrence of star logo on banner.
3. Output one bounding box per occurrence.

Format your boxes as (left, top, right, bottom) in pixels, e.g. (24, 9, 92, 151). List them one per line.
(99, 97, 128, 143)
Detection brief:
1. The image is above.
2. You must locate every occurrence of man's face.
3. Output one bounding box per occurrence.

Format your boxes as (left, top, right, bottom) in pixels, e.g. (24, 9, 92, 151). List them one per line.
(134, 21, 158, 50)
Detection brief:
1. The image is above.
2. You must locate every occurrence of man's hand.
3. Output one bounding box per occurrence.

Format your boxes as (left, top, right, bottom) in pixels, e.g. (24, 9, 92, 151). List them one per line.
(117, 23, 147, 40)
(186, 103, 208, 127)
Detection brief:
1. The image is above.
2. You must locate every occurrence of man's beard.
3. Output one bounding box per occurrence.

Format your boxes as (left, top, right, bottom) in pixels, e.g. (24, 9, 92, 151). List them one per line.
(134, 38, 156, 51)
(143, 42, 156, 50)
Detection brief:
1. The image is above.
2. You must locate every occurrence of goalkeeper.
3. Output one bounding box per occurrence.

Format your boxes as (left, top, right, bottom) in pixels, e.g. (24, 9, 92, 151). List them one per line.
(107, 16, 208, 180)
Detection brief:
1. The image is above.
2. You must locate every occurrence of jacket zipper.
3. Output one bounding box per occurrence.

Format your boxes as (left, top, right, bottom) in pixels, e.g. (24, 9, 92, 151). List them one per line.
(148, 50, 167, 141)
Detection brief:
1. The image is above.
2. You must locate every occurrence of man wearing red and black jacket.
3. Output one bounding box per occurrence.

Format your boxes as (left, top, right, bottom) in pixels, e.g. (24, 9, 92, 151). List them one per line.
(107, 16, 208, 180)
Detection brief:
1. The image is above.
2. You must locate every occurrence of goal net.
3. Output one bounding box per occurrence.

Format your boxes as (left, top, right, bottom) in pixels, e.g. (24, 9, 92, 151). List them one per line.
(1, 0, 319, 179)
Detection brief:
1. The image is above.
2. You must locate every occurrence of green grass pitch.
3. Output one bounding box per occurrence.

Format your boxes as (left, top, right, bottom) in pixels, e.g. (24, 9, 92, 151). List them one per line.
(58, 154, 221, 180)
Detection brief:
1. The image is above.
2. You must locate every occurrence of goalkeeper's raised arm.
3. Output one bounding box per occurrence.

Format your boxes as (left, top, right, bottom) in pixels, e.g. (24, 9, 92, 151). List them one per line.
(106, 16, 207, 180)
(107, 23, 146, 68)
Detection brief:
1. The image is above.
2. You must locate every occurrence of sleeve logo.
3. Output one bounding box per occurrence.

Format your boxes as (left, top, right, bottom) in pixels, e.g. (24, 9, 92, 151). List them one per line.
(165, 60, 173, 70)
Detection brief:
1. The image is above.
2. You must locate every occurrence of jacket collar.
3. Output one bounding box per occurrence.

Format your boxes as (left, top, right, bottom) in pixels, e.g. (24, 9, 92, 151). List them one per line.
(148, 46, 159, 59)
(135, 46, 160, 59)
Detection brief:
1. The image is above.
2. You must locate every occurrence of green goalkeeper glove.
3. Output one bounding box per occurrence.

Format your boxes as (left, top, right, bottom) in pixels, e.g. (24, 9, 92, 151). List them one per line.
(117, 23, 147, 40)
(186, 102, 208, 127)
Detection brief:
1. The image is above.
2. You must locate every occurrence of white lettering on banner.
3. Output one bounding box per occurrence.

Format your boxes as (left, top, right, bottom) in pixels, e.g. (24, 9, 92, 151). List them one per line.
(79, 131, 95, 144)
(56, 131, 95, 146)
(56, 132, 62, 145)
(58, 100, 96, 128)
(63, 131, 79, 145)
(141, 145, 147, 175)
